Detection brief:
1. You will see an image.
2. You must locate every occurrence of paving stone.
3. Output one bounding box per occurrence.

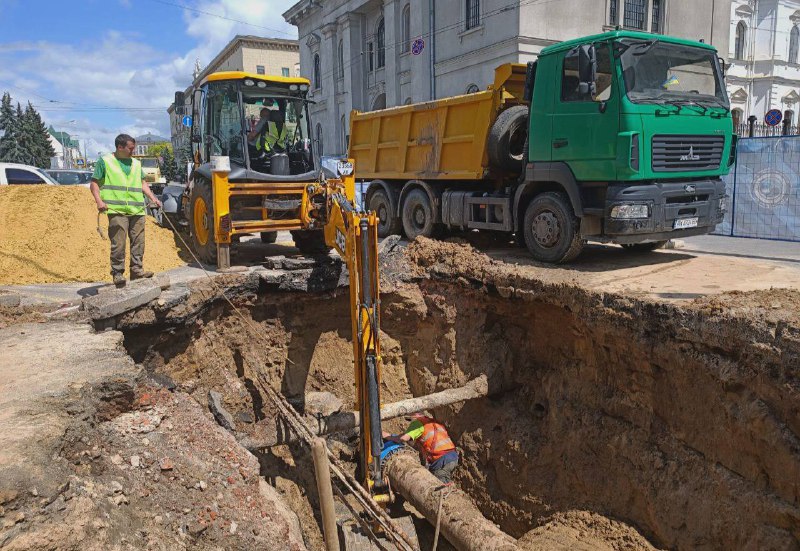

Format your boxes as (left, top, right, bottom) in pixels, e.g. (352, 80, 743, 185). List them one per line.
(0, 292, 21, 308)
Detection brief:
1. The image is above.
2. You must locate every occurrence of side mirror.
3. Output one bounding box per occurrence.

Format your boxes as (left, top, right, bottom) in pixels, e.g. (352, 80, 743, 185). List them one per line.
(718, 56, 727, 78)
(174, 91, 186, 116)
(523, 61, 537, 103)
(578, 44, 597, 97)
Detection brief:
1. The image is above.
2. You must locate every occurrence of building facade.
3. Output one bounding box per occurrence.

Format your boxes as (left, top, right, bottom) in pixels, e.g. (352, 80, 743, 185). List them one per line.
(47, 127, 82, 169)
(167, 35, 301, 154)
(727, 0, 800, 132)
(284, 0, 731, 157)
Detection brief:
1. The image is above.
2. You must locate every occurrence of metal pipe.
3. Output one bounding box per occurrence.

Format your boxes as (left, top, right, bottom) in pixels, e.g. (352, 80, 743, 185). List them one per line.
(311, 438, 340, 551)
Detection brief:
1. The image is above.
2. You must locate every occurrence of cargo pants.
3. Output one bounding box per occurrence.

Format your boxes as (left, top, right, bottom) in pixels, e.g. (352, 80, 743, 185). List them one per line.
(108, 214, 145, 277)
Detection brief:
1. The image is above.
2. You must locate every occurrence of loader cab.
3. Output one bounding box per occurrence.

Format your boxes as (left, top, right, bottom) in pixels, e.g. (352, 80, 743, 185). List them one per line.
(185, 72, 316, 180)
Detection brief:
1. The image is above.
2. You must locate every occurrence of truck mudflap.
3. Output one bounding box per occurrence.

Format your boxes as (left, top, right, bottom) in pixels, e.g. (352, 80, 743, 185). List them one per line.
(604, 179, 726, 244)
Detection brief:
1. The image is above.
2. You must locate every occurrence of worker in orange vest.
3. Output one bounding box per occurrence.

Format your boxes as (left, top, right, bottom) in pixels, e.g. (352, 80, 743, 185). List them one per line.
(383, 411, 459, 483)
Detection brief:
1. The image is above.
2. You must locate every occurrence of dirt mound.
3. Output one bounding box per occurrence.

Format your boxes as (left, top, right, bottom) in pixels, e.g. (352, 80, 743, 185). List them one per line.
(519, 510, 657, 550)
(0, 186, 186, 284)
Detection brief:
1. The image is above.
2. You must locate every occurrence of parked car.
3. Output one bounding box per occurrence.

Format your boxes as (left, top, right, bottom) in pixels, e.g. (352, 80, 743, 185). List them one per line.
(0, 163, 58, 185)
(46, 169, 93, 187)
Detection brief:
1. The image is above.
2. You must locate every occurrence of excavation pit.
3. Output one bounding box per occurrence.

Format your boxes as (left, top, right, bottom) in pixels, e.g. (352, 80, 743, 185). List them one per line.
(119, 240, 800, 551)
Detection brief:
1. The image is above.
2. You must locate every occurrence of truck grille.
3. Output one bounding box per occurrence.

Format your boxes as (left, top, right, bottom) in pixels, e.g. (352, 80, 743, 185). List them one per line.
(651, 135, 724, 172)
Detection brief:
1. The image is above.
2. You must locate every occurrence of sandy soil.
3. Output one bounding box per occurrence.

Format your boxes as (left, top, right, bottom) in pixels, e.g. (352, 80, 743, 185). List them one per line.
(0, 186, 188, 284)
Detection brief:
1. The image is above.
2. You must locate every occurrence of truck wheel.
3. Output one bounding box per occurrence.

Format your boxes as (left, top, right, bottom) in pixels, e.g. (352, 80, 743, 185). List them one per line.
(368, 189, 401, 237)
(260, 232, 278, 244)
(189, 179, 218, 265)
(523, 192, 584, 263)
(488, 105, 529, 172)
(621, 241, 668, 252)
(290, 230, 332, 255)
(401, 188, 436, 240)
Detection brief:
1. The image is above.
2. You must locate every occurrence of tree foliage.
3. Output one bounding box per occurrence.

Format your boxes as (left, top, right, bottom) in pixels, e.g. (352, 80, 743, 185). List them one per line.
(0, 92, 55, 167)
(159, 146, 178, 182)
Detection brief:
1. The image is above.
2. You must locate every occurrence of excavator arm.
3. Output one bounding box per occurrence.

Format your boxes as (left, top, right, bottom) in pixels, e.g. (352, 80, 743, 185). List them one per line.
(312, 161, 389, 503)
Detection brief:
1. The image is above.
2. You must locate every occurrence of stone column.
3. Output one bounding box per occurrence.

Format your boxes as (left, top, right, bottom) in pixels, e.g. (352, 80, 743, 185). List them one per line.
(321, 22, 340, 155)
(410, 0, 432, 102)
(341, 13, 365, 148)
(383, 0, 399, 106)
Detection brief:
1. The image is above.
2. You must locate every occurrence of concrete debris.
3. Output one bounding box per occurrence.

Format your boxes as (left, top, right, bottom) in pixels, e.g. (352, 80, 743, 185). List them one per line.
(159, 457, 174, 471)
(82, 278, 162, 320)
(208, 390, 236, 432)
(304, 391, 343, 417)
(130, 455, 141, 468)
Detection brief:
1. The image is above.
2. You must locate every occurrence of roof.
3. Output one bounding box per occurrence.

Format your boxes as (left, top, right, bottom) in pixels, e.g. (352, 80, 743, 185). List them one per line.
(199, 71, 310, 87)
(539, 30, 718, 55)
(48, 126, 80, 148)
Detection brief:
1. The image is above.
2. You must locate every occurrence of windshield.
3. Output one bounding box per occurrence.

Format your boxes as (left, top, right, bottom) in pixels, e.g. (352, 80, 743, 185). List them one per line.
(618, 40, 728, 108)
(140, 158, 159, 168)
(242, 91, 310, 149)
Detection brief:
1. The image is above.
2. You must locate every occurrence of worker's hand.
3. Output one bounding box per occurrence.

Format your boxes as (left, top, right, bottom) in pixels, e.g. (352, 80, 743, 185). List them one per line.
(150, 198, 163, 209)
(96, 200, 108, 212)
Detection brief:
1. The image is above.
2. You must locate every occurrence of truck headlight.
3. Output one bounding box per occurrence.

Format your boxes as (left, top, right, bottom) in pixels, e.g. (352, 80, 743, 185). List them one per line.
(611, 204, 650, 219)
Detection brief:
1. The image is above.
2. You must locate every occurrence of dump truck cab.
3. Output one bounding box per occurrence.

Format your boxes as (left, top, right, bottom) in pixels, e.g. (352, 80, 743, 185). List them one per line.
(520, 30, 732, 259)
(177, 72, 337, 267)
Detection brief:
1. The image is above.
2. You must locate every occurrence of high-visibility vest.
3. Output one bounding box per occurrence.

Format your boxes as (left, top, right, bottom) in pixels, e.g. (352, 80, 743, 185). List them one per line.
(414, 417, 456, 463)
(256, 121, 288, 152)
(99, 154, 145, 216)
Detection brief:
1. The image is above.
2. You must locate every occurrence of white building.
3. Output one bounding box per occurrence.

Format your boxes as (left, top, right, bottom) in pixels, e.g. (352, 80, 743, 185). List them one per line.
(728, 0, 800, 132)
(284, 0, 731, 156)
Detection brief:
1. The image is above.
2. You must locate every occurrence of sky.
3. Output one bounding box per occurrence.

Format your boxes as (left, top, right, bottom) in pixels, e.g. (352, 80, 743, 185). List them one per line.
(0, 0, 298, 159)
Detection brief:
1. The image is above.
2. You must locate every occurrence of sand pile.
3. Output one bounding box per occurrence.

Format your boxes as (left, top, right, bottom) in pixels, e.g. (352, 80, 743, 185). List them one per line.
(0, 186, 187, 284)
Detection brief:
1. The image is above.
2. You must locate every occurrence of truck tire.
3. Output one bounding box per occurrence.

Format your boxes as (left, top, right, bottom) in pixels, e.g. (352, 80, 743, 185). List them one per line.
(368, 188, 401, 237)
(523, 191, 584, 263)
(260, 232, 278, 244)
(290, 230, 332, 255)
(621, 241, 668, 252)
(488, 105, 529, 172)
(189, 178, 218, 265)
(401, 188, 436, 240)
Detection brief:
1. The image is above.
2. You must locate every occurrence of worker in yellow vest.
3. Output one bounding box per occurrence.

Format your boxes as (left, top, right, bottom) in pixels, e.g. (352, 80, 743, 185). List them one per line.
(383, 411, 459, 484)
(247, 107, 288, 153)
(89, 134, 162, 288)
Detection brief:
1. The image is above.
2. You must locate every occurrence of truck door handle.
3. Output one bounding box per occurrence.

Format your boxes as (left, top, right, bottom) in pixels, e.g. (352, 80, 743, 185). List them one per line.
(553, 139, 569, 149)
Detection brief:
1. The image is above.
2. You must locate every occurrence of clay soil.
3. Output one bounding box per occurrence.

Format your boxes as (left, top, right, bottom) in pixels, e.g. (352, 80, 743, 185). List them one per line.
(0, 186, 188, 284)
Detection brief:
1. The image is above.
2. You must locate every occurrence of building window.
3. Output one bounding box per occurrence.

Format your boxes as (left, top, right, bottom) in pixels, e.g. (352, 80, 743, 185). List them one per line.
(367, 42, 374, 72)
(404, 97, 413, 105)
(790, 26, 799, 64)
(732, 108, 743, 130)
(316, 123, 324, 156)
(609, 0, 618, 25)
(466, 84, 480, 94)
(466, 0, 480, 30)
(401, 5, 411, 53)
(735, 21, 746, 60)
(313, 54, 321, 89)
(338, 40, 345, 79)
(623, 0, 647, 30)
(651, 0, 662, 33)
(281, 67, 290, 77)
(256, 65, 265, 75)
(377, 18, 386, 68)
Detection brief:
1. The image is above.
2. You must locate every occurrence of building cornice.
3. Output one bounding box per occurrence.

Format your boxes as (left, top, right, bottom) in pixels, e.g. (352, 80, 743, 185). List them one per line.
(284, 0, 322, 25)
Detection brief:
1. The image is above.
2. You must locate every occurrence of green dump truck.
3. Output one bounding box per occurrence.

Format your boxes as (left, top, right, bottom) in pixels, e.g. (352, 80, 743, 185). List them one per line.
(350, 30, 735, 263)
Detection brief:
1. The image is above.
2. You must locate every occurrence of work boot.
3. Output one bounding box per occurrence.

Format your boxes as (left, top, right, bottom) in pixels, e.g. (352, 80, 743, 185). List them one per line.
(113, 273, 126, 288)
(130, 269, 154, 280)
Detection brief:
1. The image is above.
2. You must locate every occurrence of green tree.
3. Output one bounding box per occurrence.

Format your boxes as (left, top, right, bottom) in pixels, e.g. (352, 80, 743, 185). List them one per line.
(22, 102, 55, 168)
(146, 142, 172, 159)
(159, 146, 178, 182)
(0, 103, 30, 164)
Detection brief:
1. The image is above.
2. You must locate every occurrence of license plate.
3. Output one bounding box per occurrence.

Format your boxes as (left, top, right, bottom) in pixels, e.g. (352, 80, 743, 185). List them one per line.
(673, 217, 698, 230)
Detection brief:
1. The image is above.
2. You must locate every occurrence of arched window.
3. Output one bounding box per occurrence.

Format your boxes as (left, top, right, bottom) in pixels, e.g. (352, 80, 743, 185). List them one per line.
(783, 110, 794, 135)
(372, 93, 387, 111)
(377, 18, 386, 68)
(466, 84, 480, 94)
(790, 26, 799, 64)
(404, 97, 413, 105)
(732, 108, 743, 131)
(313, 54, 321, 89)
(735, 21, 747, 60)
(401, 5, 411, 54)
(338, 40, 345, 79)
(315, 123, 324, 156)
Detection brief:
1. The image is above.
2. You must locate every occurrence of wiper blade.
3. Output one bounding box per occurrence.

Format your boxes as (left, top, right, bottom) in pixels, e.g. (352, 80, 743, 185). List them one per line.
(632, 39, 660, 56)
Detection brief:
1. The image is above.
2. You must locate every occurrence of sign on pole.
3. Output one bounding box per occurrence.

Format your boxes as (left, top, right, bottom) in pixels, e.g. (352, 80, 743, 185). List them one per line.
(765, 109, 783, 127)
(76, 159, 84, 166)
(182, 115, 192, 127)
(411, 37, 425, 56)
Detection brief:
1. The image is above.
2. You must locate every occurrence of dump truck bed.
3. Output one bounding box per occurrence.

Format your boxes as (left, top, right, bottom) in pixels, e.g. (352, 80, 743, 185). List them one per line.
(348, 63, 528, 181)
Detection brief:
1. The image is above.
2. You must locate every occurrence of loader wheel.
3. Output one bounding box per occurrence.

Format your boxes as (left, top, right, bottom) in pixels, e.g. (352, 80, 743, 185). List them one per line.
(290, 230, 332, 255)
(487, 105, 529, 172)
(368, 188, 401, 237)
(621, 240, 668, 252)
(189, 179, 217, 265)
(260, 232, 278, 244)
(523, 191, 584, 263)
(401, 188, 436, 240)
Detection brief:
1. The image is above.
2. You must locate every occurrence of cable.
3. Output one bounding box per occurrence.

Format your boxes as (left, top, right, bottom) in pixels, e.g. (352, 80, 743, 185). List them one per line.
(147, 0, 298, 38)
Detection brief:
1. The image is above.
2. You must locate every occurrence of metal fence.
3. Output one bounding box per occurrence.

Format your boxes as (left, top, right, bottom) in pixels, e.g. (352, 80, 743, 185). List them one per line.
(715, 136, 800, 242)
(734, 122, 800, 137)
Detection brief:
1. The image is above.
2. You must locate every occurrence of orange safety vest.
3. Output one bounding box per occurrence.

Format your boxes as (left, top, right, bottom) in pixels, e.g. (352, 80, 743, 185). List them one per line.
(415, 417, 456, 463)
